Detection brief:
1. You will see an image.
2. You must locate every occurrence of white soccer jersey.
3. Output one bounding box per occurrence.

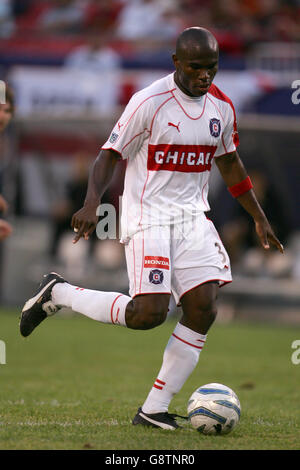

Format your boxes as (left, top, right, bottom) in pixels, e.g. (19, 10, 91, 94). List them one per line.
(102, 73, 239, 242)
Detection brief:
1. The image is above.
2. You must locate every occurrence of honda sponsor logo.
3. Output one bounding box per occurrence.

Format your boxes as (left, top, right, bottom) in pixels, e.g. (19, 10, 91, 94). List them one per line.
(144, 256, 170, 270)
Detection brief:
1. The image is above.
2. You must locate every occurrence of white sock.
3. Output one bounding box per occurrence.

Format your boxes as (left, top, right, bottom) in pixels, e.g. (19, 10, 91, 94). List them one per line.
(51, 283, 131, 327)
(142, 322, 206, 414)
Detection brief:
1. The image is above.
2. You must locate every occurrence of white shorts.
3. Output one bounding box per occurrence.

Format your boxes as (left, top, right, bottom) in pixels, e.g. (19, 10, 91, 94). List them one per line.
(124, 213, 232, 305)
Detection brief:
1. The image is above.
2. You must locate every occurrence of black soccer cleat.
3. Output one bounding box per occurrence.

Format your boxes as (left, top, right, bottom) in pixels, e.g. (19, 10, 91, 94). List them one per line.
(20, 272, 67, 337)
(132, 407, 182, 430)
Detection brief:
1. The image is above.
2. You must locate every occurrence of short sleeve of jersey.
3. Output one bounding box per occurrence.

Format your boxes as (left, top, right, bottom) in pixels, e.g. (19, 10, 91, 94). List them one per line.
(101, 92, 152, 160)
(214, 101, 239, 158)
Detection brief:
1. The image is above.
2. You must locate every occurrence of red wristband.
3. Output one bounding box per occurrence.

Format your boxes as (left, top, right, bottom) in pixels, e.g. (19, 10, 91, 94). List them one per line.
(228, 176, 253, 198)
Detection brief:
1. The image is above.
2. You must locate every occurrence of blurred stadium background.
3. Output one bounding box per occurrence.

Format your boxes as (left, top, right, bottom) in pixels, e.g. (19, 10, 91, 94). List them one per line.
(0, 0, 299, 325)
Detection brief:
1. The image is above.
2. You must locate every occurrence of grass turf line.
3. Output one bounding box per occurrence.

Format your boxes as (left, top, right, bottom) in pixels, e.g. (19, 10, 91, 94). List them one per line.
(0, 309, 299, 450)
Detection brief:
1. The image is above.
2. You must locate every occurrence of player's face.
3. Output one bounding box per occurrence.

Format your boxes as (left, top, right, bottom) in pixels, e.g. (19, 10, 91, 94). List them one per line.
(0, 103, 13, 132)
(173, 48, 219, 97)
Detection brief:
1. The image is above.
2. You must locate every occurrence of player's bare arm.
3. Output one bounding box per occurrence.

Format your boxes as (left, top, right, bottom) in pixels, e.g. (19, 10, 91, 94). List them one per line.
(215, 150, 284, 253)
(0, 219, 12, 240)
(0, 194, 8, 213)
(71, 149, 120, 243)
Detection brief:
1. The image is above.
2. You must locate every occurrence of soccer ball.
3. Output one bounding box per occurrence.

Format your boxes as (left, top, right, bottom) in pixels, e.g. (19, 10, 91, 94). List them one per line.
(187, 383, 241, 435)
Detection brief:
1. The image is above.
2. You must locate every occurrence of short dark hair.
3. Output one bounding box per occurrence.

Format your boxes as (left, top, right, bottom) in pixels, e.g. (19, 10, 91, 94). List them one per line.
(175, 27, 219, 59)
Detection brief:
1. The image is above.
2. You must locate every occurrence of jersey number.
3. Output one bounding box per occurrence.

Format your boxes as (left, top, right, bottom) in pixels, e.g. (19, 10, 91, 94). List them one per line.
(215, 242, 226, 264)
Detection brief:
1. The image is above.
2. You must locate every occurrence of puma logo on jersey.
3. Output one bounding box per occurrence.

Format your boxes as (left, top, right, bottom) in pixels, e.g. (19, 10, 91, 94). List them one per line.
(168, 121, 181, 132)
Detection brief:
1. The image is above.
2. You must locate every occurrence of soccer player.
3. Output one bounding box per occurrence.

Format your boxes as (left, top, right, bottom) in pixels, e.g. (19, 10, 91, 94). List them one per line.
(20, 27, 283, 429)
(0, 85, 14, 241)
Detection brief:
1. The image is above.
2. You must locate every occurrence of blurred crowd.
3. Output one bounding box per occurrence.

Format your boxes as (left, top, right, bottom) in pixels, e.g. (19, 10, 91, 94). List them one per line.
(0, 0, 299, 287)
(218, 168, 294, 278)
(1, 0, 300, 53)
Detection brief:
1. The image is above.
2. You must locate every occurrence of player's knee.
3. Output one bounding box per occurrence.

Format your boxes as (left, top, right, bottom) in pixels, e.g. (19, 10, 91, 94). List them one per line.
(198, 296, 217, 317)
(198, 303, 218, 331)
(139, 305, 168, 329)
(203, 306, 218, 324)
(191, 302, 218, 330)
(196, 295, 217, 317)
(130, 296, 169, 330)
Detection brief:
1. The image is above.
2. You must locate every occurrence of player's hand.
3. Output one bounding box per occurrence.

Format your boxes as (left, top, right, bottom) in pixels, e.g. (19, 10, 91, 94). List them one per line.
(0, 195, 8, 213)
(255, 217, 284, 253)
(71, 204, 99, 244)
(0, 219, 12, 241)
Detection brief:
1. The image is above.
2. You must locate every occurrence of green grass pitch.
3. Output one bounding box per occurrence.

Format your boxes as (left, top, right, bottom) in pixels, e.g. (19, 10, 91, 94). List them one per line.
(0, 309, 299, 450)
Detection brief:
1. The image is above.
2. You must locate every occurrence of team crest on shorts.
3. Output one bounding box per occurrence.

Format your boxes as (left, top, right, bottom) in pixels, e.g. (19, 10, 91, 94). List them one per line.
(209, 118, 221, 137)
(149, 269, 164, 285)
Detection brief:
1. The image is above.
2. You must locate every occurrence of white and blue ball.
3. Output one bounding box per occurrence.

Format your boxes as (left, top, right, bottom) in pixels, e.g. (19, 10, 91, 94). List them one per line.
(187, 383, 241, 435)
